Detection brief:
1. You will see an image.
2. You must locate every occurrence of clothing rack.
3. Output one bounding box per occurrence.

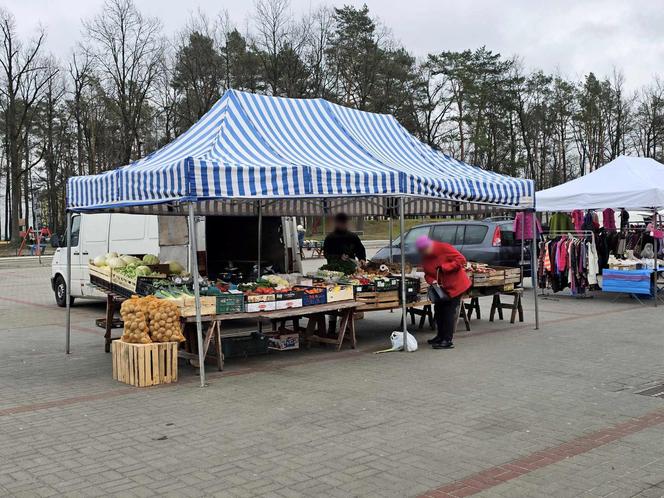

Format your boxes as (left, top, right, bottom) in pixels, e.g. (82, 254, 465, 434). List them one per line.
(539, 230, 597, 299)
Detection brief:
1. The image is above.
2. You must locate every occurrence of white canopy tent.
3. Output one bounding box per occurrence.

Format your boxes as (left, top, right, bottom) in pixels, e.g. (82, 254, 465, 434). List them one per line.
(536, 156, 664, 212)
(536, 155, 664, 307)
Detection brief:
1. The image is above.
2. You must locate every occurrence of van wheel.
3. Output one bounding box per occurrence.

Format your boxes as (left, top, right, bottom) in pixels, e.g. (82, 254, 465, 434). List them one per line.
(54, 275, 75, 307)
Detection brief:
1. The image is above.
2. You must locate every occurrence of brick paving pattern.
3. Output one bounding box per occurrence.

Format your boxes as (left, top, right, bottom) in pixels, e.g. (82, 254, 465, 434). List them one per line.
(1, 265, 664, 497)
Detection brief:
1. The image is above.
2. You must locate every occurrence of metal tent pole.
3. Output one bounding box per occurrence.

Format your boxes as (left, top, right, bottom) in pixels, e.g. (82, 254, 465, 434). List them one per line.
(65, 211, 72, 354)
(531, 209, 539, 330)
(653, 207, 658, 308)
(388, 216, 393, 262)
(257, 201, 263, 279)
(399, 196, 409, 350)
(188, 203, 207, 387)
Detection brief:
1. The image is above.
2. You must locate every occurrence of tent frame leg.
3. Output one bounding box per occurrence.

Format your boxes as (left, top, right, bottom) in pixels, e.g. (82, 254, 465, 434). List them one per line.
(653, 207, 658, 308)
(188, 203, 207, 388)
(257, 201, 263, 279)
(65, 211, 72, 354)
(399, 196, 409, 350)
(531, 209, 539, 330)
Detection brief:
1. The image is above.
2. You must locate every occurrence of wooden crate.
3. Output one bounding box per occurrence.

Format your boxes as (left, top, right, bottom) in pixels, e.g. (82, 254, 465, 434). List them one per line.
(471, 269, 506, 287)
(88, 263, 113, 290)
(355, 290, 399, 310)
(112, 340, 178, 387)
(180, 296, 217, 317)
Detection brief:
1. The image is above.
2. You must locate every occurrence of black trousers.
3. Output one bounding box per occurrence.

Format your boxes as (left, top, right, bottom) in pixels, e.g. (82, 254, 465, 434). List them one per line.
(433, 297, 461, 342)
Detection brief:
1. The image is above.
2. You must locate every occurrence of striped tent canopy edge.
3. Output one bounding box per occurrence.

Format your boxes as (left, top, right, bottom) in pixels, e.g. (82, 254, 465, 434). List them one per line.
(67, 90, 534, 211)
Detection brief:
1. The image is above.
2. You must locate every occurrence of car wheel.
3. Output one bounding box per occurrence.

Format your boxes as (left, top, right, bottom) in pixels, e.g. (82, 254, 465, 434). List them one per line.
(54, 275, 75, 307)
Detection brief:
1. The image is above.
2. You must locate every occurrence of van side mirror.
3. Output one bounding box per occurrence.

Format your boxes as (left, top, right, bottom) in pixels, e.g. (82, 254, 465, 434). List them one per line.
(51, 234, 61, 248)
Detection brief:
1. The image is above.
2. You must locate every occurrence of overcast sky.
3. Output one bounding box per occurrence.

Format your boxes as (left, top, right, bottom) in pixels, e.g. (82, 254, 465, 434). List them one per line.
(7, 0, 664, 91)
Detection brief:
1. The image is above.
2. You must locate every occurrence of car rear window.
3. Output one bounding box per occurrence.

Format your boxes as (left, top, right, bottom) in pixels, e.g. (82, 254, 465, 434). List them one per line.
(462, 225, 488, 245)
(431, 224, 458, 244)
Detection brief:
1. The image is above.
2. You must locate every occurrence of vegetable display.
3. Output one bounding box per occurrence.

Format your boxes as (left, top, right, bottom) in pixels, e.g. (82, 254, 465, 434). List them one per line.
(93, 255, 107, 267)
(120, 296, 151, 344)
(142, 254, 160, 265)
(107, 257, 126, 269)
(165, 260, 185, 275)
(146, 297, 185, 343)
(319, 260, 357, 275)
(120, 295, 185, 344)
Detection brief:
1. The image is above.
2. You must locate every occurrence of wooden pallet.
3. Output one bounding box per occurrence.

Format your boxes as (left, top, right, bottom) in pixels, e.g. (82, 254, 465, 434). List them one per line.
(111, 340, 178, 387)
(355, 290, 399, 310)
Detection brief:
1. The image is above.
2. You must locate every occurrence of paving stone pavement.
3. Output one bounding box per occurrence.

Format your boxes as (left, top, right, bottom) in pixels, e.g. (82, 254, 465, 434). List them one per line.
(1, 265, 664, 497)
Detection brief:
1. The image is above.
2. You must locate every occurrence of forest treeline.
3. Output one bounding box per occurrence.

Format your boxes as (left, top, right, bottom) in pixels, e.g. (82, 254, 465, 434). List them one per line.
(1, 0, 663, 240)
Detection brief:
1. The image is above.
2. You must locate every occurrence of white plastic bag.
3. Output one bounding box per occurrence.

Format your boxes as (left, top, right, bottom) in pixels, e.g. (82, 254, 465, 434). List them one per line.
(390, 331, 418, 352)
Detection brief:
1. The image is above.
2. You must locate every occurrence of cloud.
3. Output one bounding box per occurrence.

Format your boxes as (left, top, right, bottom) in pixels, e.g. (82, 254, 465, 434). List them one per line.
(7, 0, 664, 90)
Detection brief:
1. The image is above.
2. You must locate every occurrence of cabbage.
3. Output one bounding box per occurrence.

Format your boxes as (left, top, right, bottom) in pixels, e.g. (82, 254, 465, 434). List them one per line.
(107, 257, 126, 269)
(121, 255, 141, 266)
(105, 252, 118, 260)
(165, 260, 184, 275)
(93, 255, 107, 267)
(135, 265, 152, 277)
(142, 254, 159, 265)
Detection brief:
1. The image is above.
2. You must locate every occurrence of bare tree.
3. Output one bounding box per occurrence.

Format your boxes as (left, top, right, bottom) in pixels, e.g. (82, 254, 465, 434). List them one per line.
(0, 8, 50, 242)
(68, 50, 93, 175)
(84, 0, 164, 165)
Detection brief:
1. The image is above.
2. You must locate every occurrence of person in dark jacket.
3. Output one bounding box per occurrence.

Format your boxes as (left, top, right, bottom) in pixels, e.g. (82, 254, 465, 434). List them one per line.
(417, 235, 471, 349)
(323, 213, 367, 267)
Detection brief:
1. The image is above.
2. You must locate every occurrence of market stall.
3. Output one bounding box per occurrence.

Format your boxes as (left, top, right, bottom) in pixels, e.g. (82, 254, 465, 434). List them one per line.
(65, 89, 535, 387)
(536, 156, 664, 303)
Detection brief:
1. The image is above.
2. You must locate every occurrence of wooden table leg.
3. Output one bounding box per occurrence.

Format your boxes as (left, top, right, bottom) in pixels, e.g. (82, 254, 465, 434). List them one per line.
(104, 294, 114, 353)
(458, 300, 471, 331)
(348, 310, 357, 348)
(202, 320, 216, 357)
(336, 310, 351, 351)
(214, 321, 223, 371)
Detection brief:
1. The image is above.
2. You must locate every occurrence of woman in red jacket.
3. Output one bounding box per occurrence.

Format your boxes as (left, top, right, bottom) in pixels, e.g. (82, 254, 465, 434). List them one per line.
(416, 235, 471, 349)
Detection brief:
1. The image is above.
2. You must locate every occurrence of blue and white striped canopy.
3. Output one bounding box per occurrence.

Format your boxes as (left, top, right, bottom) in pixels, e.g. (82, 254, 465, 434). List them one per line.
(67, 90, 533, 211)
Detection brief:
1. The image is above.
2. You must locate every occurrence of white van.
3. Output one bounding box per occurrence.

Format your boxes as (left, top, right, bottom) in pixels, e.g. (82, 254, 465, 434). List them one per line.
(51, 213, 160, 306)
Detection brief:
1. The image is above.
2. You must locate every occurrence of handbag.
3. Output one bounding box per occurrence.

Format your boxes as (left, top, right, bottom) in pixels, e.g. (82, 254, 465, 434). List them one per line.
(427, 268, 451, 304)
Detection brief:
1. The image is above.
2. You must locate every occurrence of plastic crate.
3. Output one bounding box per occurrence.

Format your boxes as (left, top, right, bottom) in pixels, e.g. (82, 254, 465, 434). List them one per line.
(292, 286, 327, 306)
(216, 293, 245, 314)
(374, 277, 400, 292)
(222, 333, 269, 359)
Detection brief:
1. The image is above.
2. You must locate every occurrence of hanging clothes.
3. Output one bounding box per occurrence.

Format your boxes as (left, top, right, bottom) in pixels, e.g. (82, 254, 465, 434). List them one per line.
(581, 212, 595, 231)
(619, 209, 630, 231)
(513, 212, 542, 240)
(549, 212, 574, 233)
(602, 208, 616, 230)
(571, 210, 585, 233)
(538, 234, 599, 294)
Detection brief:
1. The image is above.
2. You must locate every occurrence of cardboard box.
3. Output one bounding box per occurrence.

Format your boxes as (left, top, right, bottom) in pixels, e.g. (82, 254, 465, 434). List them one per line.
(325, 284, 354, 302)
(246, 300, 277, 313)
(275, 298, 303, 310)
(268, 333, 299, 351)
(246, 293, 276, 303)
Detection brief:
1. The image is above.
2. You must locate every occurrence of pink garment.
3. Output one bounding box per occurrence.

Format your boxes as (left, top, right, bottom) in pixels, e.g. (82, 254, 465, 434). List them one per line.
(556, 238, 568, 272)
(602, 208, 616, 230)
(513, 212, 542, 240)
(571, 210, 584, 233)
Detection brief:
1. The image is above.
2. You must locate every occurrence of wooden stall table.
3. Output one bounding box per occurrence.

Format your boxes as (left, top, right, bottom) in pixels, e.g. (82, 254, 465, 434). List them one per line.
(180, 301, 358, 371)
(490, 288, 524, 323)
(89, 283, 127, 353)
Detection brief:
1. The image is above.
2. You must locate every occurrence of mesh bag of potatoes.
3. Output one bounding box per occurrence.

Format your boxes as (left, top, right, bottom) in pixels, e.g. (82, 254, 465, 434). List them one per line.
(146, 298, 185, 343)
(120, 296, 152, 344)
